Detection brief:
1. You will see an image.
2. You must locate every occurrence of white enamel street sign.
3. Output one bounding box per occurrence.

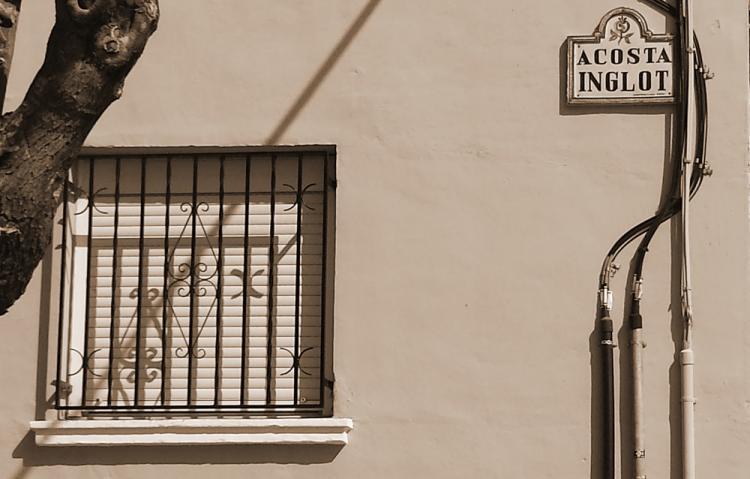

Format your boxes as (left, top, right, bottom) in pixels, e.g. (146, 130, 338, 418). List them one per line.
(566, 8, 675, 105)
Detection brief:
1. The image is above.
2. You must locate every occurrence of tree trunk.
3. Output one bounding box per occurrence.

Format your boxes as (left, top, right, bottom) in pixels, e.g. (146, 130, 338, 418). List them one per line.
(0, 0, 159, 314)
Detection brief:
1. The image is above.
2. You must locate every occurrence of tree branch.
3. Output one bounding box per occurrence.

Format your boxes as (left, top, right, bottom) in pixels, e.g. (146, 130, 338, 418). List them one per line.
(0, 0, 159, 314)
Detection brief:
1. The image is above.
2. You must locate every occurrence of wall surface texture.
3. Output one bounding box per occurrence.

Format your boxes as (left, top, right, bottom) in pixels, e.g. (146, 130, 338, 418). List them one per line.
(1, 1, 748, 478)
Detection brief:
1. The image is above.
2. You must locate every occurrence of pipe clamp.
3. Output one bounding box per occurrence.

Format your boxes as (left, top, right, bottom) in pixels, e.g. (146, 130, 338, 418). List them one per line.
(598, 288, 613, 310)
(633, 279, 643, 300)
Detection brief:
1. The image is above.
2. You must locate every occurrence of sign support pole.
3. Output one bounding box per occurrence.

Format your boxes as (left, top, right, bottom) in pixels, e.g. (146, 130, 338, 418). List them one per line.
(680, 0, 697, 477)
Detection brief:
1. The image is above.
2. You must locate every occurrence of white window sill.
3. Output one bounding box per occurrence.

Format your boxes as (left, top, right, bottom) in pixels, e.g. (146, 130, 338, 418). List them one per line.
(30, 418, 353, 447)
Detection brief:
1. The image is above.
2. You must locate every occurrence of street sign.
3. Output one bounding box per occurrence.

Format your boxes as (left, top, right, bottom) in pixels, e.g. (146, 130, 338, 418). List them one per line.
(566, 8, 675, 106)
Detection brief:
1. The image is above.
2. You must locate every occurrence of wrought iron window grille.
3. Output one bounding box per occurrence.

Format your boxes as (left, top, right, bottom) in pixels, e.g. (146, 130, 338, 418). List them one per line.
(52, 146, 336, 417)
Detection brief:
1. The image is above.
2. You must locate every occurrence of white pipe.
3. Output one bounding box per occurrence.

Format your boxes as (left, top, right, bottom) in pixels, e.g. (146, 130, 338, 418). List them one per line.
(680, 1, 697, 478)
(681, 348, 696, 479)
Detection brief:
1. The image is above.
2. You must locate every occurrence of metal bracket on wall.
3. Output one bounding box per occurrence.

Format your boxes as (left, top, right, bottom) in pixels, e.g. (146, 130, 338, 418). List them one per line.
(50, 379, 73, 398)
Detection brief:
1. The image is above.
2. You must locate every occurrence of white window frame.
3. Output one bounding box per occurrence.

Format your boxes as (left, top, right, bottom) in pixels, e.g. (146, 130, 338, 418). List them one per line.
(32, 146, 351, 446)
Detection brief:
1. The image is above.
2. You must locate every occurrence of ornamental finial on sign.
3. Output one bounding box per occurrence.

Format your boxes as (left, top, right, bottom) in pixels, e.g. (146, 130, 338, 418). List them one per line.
(610, 16, 634, 44)
(593, 7, 655, 41)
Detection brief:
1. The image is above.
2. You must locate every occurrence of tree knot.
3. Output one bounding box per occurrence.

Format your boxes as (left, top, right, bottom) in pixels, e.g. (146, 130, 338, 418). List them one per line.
(101, 24, 123, 54)
(135, 0, 159, 21)
(0, 224, 20, 236)
(0, 0, 19, 28)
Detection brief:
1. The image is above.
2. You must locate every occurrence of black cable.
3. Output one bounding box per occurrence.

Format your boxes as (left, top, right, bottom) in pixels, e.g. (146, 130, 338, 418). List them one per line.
(599, 3, 711, 291)
(626, 35, 709, 320)
(598, 43, 707, 290)
(646, 0, 677, 16)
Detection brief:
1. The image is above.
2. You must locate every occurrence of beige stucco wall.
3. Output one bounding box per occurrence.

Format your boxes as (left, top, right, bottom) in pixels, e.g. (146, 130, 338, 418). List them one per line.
(1, 1, 748, 478)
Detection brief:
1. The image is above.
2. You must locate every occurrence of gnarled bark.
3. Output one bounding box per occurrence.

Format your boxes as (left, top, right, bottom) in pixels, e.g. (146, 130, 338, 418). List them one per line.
(0, 0, 159, 314)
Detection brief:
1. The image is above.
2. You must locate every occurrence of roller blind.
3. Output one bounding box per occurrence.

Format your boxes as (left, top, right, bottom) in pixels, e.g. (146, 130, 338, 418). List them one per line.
(56, 151, 332, 414)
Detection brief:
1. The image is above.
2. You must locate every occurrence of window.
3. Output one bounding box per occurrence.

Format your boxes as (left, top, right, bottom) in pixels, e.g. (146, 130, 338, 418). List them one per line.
(50, 146, 336, 418)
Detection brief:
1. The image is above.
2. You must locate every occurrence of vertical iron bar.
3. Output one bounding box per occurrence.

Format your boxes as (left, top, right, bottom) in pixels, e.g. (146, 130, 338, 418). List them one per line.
(266, 155, 277, 405)
(106, 157, 121, 405)
(293, 155, 303, 405)
(186, 156, 198, 405)
(134, 157, 147, 406)
(213, 156, 225, 406)
(160, 157, 171, 406)
(240, 156, 251, 405)
(81, 158, 95, 406)
(55, 176, 70, 409)
(318, 152, 330, 409)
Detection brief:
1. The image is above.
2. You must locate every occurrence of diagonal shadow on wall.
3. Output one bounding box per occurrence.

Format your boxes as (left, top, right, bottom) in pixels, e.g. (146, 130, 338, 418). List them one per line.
(265, 0, 382, 145)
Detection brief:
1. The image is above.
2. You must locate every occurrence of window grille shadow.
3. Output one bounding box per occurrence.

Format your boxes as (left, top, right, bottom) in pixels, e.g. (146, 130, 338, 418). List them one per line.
(77, 232, 286, 409)
(264, 0, 382, 144)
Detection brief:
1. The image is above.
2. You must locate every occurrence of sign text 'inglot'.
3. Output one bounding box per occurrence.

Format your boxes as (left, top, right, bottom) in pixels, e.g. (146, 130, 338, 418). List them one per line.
(566, 8, 675, 105)
(576, 46, 672, 94)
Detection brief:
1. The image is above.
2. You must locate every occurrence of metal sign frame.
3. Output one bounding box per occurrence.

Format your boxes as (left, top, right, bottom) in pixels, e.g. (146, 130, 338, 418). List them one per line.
(566, 7, 676, 106)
